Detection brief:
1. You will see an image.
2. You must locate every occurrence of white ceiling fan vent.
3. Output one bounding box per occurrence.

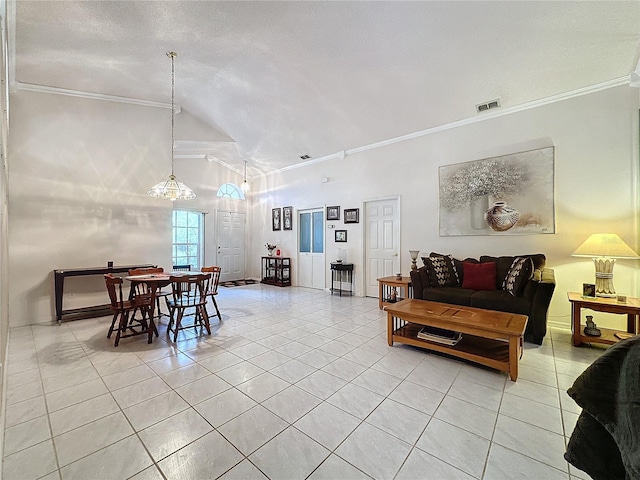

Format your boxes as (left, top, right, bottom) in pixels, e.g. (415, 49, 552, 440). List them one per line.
(476, 99, 501, 113)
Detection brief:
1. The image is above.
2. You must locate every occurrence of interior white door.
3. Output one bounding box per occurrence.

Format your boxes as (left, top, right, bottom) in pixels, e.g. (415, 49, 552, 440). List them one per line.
(365, 198, 400, 297)
(298, 209, 325, 289)
(216, 211, 246, 282)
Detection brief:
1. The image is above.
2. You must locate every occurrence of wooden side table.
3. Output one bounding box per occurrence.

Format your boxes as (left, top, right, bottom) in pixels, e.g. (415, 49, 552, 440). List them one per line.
(567, 292, 640, 346)
(377, 276, 412, 310)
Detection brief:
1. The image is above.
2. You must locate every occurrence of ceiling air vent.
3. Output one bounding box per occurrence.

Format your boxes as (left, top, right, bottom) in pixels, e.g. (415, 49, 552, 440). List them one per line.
(476, 99, 501, 113)
(300, 154, 311, 160)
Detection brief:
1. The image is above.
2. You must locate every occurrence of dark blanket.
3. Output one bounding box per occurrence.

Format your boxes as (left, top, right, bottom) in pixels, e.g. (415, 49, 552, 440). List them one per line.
(564, 336, 640, 480)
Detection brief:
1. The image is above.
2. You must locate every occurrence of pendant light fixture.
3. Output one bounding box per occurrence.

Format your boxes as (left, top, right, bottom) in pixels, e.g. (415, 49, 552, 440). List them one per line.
(241, 160, 250, 193)
(147, 52, 196, 201)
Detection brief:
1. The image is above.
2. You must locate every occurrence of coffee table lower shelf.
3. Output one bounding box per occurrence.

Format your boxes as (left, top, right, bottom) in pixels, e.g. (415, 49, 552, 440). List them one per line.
(391, 323, 513, 379)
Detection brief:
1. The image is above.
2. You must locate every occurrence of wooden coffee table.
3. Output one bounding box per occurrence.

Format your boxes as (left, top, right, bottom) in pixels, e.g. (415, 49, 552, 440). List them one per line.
(385, 299, 528, 381)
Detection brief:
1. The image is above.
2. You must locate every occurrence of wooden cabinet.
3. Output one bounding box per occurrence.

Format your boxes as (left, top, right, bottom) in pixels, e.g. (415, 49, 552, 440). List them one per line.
(261, 257, 291, 287)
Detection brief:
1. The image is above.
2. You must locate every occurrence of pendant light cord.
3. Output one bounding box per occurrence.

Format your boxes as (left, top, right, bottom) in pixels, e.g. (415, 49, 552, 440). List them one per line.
(168, 51, 176, 177)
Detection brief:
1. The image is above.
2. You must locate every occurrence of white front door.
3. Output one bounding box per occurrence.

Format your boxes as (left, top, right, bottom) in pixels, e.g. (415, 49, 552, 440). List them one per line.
(298, 208, 325, 289)
(216, 211, 246, 282)
(364, 198, 400, 297)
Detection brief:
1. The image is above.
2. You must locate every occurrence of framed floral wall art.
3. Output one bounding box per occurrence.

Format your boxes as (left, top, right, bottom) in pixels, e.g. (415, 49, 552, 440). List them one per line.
(438, 147, 555, 236)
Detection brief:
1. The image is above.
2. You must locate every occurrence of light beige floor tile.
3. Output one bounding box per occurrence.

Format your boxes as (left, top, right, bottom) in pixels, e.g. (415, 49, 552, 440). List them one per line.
(351, 368, 402, 397)
(5, 395, 48, 428)
(3, 415, 51, 456)
(59, 435, 153, 480)
(249, 426, 330, 479)
(217, 405, 288, 455)
(335, 422, 411, 480)
(484, 443, 569, 479)
(294, 402, 361, 450)
(123, 390, 190, 431)
(366, 398, 430, 444)
(296, 370, 347, 400)
(159, 363, 211, 389)
(175, 373, 231, 404)
(101, 364, 157, 391)
(492, 414, 568, 471)
(49, 393, 119, 436)
(235, 372, 290, 403)
(434, 394, 497, 440)
(2, 439, 58, 480)
(6, 380, 44, 406)
(217, 459, 269, 480)
(416, 418, 490, 478)
(54, 411, 133, 467)
(138, 408, 213, 461)
(157, 430, 243, 479)
(109, 376, 170, 409)
(500, 392, 563, 434)
(396, 447, 475, 480)
(194, 388, 257, 427)
(327, 383, 384, 420)
(215, 361, 265, 386)
(269, 359, 316, 384)
(263, 385, 322, 423)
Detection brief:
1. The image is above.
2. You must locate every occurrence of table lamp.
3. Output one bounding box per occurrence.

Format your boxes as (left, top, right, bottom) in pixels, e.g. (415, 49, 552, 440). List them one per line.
(409, 250, 420, 271)
(572, 233, 639, 297)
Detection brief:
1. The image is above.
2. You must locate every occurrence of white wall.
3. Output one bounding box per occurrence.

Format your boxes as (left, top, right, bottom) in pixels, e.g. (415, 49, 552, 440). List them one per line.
(251, 85, 640, 329)
(7, 90, 243, 326)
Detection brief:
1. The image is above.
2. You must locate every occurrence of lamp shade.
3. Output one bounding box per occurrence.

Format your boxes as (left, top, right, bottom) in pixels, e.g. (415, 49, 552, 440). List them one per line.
(572, 234, 639, 259)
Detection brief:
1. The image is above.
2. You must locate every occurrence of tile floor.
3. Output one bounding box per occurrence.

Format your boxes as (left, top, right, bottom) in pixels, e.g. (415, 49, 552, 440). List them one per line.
(2, 285, 603, 480)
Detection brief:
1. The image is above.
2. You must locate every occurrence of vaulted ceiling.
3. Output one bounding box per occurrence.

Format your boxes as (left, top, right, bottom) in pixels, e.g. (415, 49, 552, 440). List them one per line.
(12, 1, 640, 175)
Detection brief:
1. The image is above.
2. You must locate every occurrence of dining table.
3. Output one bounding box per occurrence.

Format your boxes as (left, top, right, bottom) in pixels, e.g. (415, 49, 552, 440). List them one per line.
(124, 271, 202, 319)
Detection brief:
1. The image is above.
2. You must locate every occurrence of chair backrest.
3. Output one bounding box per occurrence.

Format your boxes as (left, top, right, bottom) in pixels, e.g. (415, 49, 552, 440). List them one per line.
(201, 266, 221, 295)
(169, 273, 211, 305)
(128, 267, 164, 276)
(173, 264, 191, 272)
(104, 273, 125, 308)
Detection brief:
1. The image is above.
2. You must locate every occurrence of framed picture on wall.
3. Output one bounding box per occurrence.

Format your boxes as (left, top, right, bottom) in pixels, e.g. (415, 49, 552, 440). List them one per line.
(283, 206, 293, 230)
(327, 206, 340, 221)
(272, 208, 281, 231)
(344, 208, 359, 224)
(335, 230, 347, 242)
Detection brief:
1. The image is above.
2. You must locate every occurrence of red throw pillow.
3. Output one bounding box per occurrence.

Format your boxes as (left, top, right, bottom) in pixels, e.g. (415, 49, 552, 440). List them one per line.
(462, 262, 497, 291)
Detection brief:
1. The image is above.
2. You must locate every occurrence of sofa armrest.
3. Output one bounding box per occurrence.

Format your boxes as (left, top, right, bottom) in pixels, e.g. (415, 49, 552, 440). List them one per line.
(410, 268, 426, 300)
(527, 267, 556, 344)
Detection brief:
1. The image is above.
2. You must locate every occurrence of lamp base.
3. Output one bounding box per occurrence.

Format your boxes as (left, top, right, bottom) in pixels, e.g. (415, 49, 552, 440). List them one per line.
(593, 257, 616, 297)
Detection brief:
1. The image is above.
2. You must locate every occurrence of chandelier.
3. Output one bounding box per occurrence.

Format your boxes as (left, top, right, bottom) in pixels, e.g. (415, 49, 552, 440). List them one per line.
(147, 52, 196, 201)
(241, 160, 250, 193)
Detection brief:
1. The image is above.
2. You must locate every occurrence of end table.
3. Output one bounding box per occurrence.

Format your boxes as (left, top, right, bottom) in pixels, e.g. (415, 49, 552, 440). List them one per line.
(377, 276, 412, 310)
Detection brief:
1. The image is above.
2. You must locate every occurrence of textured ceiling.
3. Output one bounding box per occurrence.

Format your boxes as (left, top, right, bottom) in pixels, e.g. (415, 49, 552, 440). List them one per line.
(12, 1, 640, 175)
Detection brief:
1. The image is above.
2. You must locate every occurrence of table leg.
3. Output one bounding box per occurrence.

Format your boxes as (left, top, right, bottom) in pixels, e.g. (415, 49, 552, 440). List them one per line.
(147, 284, 159, 343)
(627, 314, 635, 334)
(508, 335, 519, 381)
(572, 303, 582, 346)
(378, 282, 383, 309)
(387, 312, 393, 346)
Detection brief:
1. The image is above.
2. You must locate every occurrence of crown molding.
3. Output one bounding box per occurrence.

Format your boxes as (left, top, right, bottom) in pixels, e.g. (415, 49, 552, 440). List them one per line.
(269, 76, 631, 174)
(14, 81, 172, 109)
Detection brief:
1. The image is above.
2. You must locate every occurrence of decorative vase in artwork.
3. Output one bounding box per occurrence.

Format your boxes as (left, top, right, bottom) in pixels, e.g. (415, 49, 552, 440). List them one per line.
(484, 201, 520, 232)
(469, 195, 490, 230)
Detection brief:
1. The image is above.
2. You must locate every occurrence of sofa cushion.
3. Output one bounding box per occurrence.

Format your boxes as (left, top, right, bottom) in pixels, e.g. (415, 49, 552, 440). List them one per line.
(462, 262, 496, 291)
(428, 252, 463, 285)
(470, 290, 531, 316)
(422, 255, 459, 287)
(503, 257, 534, 297)
(423, 287, 474, 306)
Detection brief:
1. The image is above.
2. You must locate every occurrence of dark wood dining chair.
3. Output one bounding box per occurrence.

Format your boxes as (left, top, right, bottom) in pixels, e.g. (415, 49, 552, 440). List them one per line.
(201, 266, 222, 322)
(128, 267, 170, 320)
(104, 274, 157, 346)
(166, 273, 211, 342)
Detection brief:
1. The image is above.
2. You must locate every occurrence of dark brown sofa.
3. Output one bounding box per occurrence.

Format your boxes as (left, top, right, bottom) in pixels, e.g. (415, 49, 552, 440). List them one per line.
(409, 253, 556, 345)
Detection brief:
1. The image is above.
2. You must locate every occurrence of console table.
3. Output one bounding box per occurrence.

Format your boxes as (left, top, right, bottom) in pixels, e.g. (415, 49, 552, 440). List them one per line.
(54, 264, 155, 324)
(330, 262, 354, 296)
